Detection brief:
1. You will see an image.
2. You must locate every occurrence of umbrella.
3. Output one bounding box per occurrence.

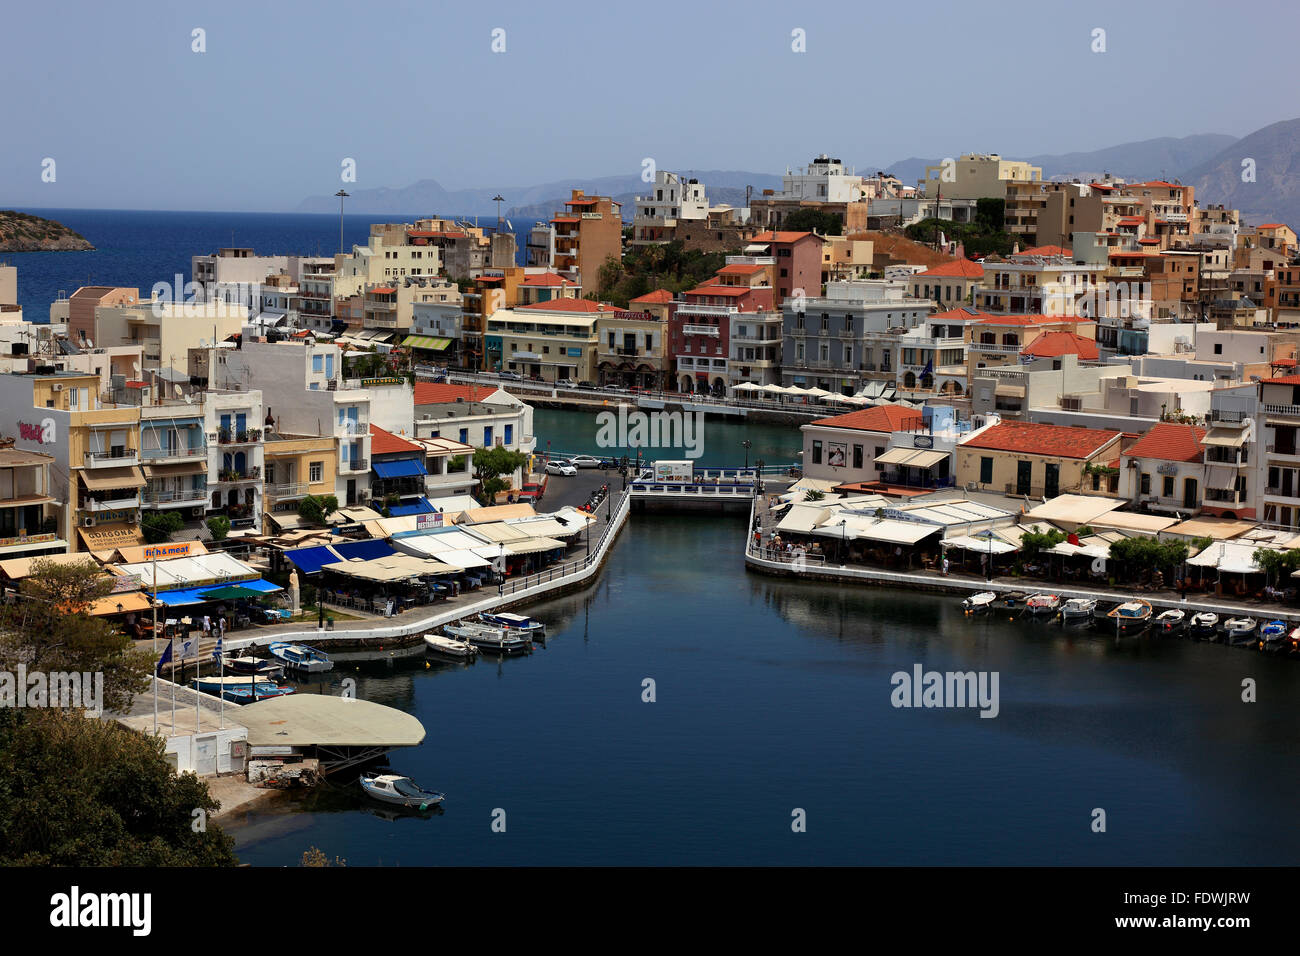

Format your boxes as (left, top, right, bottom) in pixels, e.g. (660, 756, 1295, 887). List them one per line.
(200, 585, 264, 601)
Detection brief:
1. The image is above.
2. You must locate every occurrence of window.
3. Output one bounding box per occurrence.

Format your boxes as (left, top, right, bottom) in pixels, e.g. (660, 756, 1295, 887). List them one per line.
(484, 426, 494, 446)
(1213, 342, 1223, 355)
(812, 440, 823, 465)
(979, 456, 993, 484)
(1140, 473, 1151, 495)
(458, 428, 468, 444)
(852, 445, 863, 469)
(310, 461, 323, 483)
(1162, 475, 1174, 497)
(504, 424, 513, 445)
(313, 355, 323, 373)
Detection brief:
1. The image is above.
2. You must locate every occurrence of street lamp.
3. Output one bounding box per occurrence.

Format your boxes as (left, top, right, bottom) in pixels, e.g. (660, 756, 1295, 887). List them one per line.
(493, 194, 505, 227)
(741, 439, 752, 471)
(334, 189, 349, 254)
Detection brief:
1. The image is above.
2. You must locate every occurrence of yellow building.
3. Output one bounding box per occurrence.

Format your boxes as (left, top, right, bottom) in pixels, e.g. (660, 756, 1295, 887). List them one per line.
(261, 433, 338, 532)
(94, 299, 246, 375)
(922, 153, 1042, 200)
(489, 300, 606, 382)
(956, 420, 1122, 499)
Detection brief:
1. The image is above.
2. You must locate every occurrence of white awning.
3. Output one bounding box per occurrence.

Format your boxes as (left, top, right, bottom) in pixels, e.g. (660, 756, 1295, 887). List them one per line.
(1206, 466, 1238, 491)
(1188, 541, 1268, 574)
(1202, 427, 1246, 447)
(813, 518, 939, 545)
(944, 534, 1017, 555)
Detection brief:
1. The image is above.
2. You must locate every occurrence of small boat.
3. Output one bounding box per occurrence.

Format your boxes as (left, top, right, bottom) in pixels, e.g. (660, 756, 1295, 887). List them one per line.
(1001, 590, 1027, 608)
(961, 591, 998, 614)
(1258, 620, 1288, 652)
(444, 622, 532, 655)
(268, 641, 334, 674)
(1190, 611, 1219, 638)
(479, 611, 546, 636)
(1288, 626, 1300, 656)
(1154, 609, 1186, 636)
(1223, 617, 1257, 645)
(359, 772, 445, 810)
(190, 675, 295, 703)
(1108, 599, 1152, 635)
(220, 655, 283, 677)
(1025, 593, 1061, 616)
(1060, 598, 1096, 622)
(424, 633, 478, 659)
(1092, 601, 1117, 626)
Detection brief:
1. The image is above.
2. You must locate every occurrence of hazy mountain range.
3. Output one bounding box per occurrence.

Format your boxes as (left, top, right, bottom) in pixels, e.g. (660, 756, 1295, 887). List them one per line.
(298, 121, 1300, 228)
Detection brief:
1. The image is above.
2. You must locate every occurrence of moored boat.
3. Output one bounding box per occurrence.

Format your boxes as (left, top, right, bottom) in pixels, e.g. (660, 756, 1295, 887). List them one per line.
(1025, 593, 1061, 616)
(424, 633, 478, 659)
(1223, 617, 1257, 645)
(1190, 611, 1219, 638)
(1060, 598, 1096, 622)
(1154, 608, 1186, 636)
(190, 675, 295, 703)
(961, 591, 997, 614)
(268, 642, 334, 674)
(444, 622, 532, 655)
(1289, 626, 1300, 656)
(479, 611, 546, 636)
(1108, 599, 1152, 635)
(221, 655, 283, 677)
(359, 772, 444, 810)
(1258, 620, 1288, 652)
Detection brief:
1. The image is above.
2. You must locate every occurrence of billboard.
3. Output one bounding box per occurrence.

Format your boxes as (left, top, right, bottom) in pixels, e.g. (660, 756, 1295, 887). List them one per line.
(653, 460, 694, 483)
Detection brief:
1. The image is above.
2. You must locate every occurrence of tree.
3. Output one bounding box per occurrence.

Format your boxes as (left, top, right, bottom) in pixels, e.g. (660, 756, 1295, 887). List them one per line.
(206, 515, 231, 541)
(141, 510, 183, 544)
(472, 446, 529, 505)
(1109, 536, 1189, 581)
(1252, 548, 1300, 585)
(297, 494, 339, 526)
(783, 207, 843, 236)
(0, 710, 238, 866)
(301, 846, 346, 867)
(0, 558, 152, 715)
(1019, 528, 1066, 561)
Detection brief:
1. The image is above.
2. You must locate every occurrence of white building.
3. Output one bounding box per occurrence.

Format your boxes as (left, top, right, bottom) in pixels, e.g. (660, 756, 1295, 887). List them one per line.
(205, 389, 265, 530)
(775, 155, 865, 202)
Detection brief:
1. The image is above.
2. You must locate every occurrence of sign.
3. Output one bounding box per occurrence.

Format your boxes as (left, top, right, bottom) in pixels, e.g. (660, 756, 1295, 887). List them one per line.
(77, 523, 145, 551)
(17, 419, 56, 444)
(361, 377, 403, 388)
(415, 512, 445, 531)
(1157, 462, 1179, 476)
(116, 541, 207, 563)
(110, 574, 143, 594)
(0, 532, 57, 549)
(827, 442, 847, 468)
(613, 311, 653, 322)
(913, 435, 934, 449)
(653, 460, 693, 483)
(580, 212, 603, 220)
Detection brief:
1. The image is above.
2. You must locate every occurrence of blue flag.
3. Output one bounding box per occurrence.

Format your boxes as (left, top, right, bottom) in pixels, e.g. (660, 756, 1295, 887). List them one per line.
(212, 635, 224, 662)
(156, 638, 174, 676)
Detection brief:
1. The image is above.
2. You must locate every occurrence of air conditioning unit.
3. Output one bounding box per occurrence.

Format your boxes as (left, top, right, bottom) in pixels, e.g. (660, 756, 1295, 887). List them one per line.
(52, 383, 63, 392)
(82, 517, 94, 527)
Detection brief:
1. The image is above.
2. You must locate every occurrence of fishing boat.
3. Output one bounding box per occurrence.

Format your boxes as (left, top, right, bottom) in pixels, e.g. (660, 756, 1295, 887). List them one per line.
(1189, 611, 1219, 638)
(444, 622, 532, 655)
(961, 591, 998, 614)
(220, 655, 283, 677)
(1258, 620, 1288, 652)
(190, 675, 295, 703)
(1025, 593, 1061, 616)
(1153, 608, 1186, 636)
(268, 642, 334, 674)
(1108, 599, 1152, 635)
(479, 611, 546, 636)
(424, 633, 478, 659)
(359, 772, 445, 810)
(1223, 617, 1257, 645)
(1060, 598, 1096, 623)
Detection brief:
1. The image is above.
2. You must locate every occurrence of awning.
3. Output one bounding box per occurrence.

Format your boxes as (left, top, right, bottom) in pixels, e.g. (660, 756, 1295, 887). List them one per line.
(401, 335, 452, 351)
(332, 539, 396, 562)
(1206, 466, 1237, 491)
(79, 466, 147, 491)
(283, 544, 345, 575)
(1202, 428, 1246, 447)
(874, 447, 917, 466)
(77, 523, 144, 552)
(143, 461, 207, 478)
(944, 534, 1018, 555)
(0, 553, 99, 580)
(874, 447, 948, 468)
(502, 536, 567, 555)
(155, 578, 281, 607)
(89, 592, 154, 616)
(994, 384, 1026, 398)
(424, 548, 492, 570)
(372, 459, 427, 479)
(388, 497, 434, 516)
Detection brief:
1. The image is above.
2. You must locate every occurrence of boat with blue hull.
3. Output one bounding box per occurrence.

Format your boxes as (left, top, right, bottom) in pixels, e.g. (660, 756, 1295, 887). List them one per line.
(268, 642, 334, 675)
(190, 676, 295, 703)
(479, 611, 546, 636)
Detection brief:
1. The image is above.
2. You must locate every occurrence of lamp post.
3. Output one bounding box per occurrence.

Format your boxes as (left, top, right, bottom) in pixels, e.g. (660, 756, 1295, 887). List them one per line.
(334, 189, 349, 253)
(741, 439, 752, 472)
(493, 194, 505, 228)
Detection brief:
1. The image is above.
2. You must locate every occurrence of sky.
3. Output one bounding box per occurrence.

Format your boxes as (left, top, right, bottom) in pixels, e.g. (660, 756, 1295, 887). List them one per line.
(2, 0, 1298, 212)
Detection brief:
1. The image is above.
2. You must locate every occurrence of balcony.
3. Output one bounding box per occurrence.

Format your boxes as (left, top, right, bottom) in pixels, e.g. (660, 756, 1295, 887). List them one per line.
(343, 457, 369, 474)
(216, 466, 261, 483)
(677, 304, 738, 317)
(143, 487, 208, 507)
(971, 342, 1022, 353)
(1266, 444, 1300, 458)
(84, 449, 139, 468)
(1263, 404, 1300, 420)
(1264, 486, 1300, 501)
(215, 427, 263, 445)
(81, 492, 141, 512)
(1208, 408, 1249, 425)
(266, 481, 310, 500)
(141, 444, 207, 461)
(681, 324, 721, 337)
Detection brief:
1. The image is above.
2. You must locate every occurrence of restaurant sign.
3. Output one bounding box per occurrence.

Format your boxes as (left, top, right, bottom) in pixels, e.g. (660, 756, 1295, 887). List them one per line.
(0, 532, 57, 549)
(580, 212, 603, 220)
(912, 435, 934, 449)
(613, 311, 653, 322)
(415, 512, 445, 531)
(362, 377, 404, 388)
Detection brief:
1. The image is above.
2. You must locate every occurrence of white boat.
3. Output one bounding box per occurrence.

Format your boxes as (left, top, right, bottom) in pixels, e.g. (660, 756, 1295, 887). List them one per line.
(1060, 598, 1096, 622)
(359, 772, 444, 809)
(444, 622, 532, 655)
(479, 611, 546, 636)
(1223, 617, 1257, 644)
(1154, 609, 1186, 635)
(1190, 611, 1219, 638)
(424, 633, 477, 659)
(961, 591, 997, 613)
(1258, 620, 1287, 651)
(1108, 599, 1152, 635)
(268, 642, 334, 674)
(1025, 593, 1060, 615)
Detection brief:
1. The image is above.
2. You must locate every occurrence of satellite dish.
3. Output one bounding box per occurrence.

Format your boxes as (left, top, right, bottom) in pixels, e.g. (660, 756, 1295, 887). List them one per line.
(173, 384, 183, 399)
(132, 360, 141, 375)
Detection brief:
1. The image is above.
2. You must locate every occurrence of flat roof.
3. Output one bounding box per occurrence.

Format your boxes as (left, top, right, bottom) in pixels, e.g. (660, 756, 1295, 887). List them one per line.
(1024, 495, 1123, 525)
(238, 694, 426, 748)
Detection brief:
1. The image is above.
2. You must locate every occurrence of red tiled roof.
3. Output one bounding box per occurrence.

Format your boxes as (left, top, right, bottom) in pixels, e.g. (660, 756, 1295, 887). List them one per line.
(630, 289, 673, 304)
(1258, 223, 1286, 229)
(917, 259, 984, 278)
(809, 404, 923, 434)
(370, 286, 396, 294)
(1020, 331, 1100, 360)
(979, 313, 1092, 327)
(715, 263, 767, 276)
(516, 298, 609, 313)
(413, 383, 501, 405)
(126, 380, 148, 389)
(961, 421, 1120, 459)
(551, 216, 580, 223)
(686, 285, 749, 297)
(1138, 238, 1162, 244)
(931, 307, 989, 320)
(369, 424, 423, 455)
(1261, 374, 1300, 385)
(1014, 245, 1072, 257)
(1123, 423, 1205, 464)
(750, 231, 815, 244)
(520, 272, 574, 287)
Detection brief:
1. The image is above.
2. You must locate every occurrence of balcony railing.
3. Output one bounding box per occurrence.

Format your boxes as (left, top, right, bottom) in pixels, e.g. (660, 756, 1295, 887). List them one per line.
(81, 493, 141, 512)
(216, 466, 261, 482)
(681, 325, 721, 337)
(143, 487, 208, 505)
(84, 449, 138, 468)
(1263, 404, 1300, 419)
(216, 427, 263, 445)
(267, 481, 310, 500)
(1266, 444, 1300, 456)
(141, 445, 207, 460)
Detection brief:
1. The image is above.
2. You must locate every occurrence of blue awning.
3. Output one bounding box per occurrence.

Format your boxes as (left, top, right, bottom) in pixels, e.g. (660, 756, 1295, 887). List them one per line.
(283, 544, 343, 575)
(155, 578, 281, 607)
(387, 497, 434, 517)
(332, 539, 396, 562)
(372, 459, 427, 479)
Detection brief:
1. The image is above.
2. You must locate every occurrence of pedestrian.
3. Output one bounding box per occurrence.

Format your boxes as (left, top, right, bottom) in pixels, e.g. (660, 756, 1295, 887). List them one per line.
(942, 556, 950, 576)
(202, 614, 211, 636)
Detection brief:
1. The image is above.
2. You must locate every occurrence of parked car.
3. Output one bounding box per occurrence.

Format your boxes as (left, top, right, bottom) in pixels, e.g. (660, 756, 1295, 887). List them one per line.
(555, 377, 576, 388)
(546, 459, 578, 477)
(569, 455, 602, 469)
(516, 491, 538, 504)
(497, 370, 522, 381)
(576, 380, 598, 390)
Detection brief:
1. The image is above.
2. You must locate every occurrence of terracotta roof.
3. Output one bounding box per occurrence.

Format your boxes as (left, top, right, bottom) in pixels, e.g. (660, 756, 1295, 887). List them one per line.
(749, 231, 816, 244)
(931, 307, 988, 320)
(370, 286, 396, 295)
(809, 404, 923, 434)
(1013, 245, 1072, 258)
(413, 383, 501, 405)
(516, 298, 608, 313)
(979, 313, 1091, 327)
(916, 259, 984, 278)
(1020, 331, 1100, 360)
(961, 421, 1120, 459)
(520, 272, 574, 287)
(630, 289, 673, 304)
(369, 424, 423, 456)
(1123, 423, 1205, 464)
(1261, 374, 1300, 385)
(715, 263, 767, 276)
(685, 285, 749, 297)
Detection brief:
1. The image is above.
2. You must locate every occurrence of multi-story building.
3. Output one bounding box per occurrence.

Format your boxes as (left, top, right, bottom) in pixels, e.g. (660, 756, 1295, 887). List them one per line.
(551, 191, 623, 291)
(489, 300, 605, 382)
(138, 398, 209, 525)
(956, 420, 1122, 499)
(976, 249, 1106, 316)
(67, 286, 141, 347)
(921, 153, 1042, 200)
(205, 389, 265, 530)
(412, 383, 534, 489)
(261, 432, 336, 531)
(191, 248, 293, 307)
(673, 263, 776, 395)
(1202, 383, 1256, 520)
(631, 171, 708, 246)
(1004, 181, 1104, 249)
(799, 403, 926, 484)
(750, 155, 871, 233)
(746, 231, 822, 309)
(0, 442, 64, 559)
(93, 298, 246, 375)
(909, 259, 984, 309)
(1255, 374, 1300, 530)
(595, 308, 670, 389)
(1119, 423, 1209, 516)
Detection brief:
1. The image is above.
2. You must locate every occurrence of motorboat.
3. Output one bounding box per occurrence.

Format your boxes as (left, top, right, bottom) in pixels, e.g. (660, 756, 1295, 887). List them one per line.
(1190, 611, 1219, 639)
(1060, 598, 1096, 623)
(1223, 617, 1257, 645)
(220, 655, 283, 677)
(1025, 593, 1061, 616)
(479, 611, 546, 636)
(1153, 608, 1186, 636)
(444, 622, 532, 655)
(424, 633, 478, 659)
(961, 591, 998, 614)
(359, 772, 444, 810)
(1258, 620, 1288, 652)
(190, 675, 295, 703)
(1108, 599, 1152, 635)
(268, 642, 334, 674)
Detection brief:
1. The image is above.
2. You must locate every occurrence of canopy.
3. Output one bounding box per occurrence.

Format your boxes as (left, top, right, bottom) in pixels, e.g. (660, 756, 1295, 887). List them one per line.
(400, 335, 452, 351)
(143, 461, 207, 478)
(1202, 428, 1246, 447)
(503, 536, 567, 555)
(731, 382, 761, 392)
(79, 466, 146, 491)
(88, 592, 153, 616)
(332, 539, 396, 562)
(1187, 541, 1269, 574)
(283, 544, 344, 575)
(154, 579, 281, 607)
(423, 548, 492, 570)
(200, 585, 265, 600)
(812, 517, 940, 545)
(944, 534, 1018, 555)
(388, 497, 435, 516)
(372, 459, 427, 479)
(874, 447, 947, 468)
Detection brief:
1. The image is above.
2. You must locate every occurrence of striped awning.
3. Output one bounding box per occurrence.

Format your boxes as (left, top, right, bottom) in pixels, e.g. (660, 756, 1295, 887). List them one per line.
(401, 335, 452, 351)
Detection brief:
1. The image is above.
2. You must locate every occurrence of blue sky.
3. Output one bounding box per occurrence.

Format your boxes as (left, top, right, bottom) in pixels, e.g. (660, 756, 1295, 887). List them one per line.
(2, 0, 1296, 211)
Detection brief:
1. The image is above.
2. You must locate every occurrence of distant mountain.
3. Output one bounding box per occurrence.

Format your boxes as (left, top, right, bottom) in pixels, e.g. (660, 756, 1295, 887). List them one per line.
(0, 209, 94, 252)
(297, 170, 782, 222)
(1183, 117, 1300, 227)
(879, 134, 1238, 189)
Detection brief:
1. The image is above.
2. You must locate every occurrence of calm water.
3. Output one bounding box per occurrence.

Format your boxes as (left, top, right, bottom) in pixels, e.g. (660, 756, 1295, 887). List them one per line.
(225, 421, 1300, 866)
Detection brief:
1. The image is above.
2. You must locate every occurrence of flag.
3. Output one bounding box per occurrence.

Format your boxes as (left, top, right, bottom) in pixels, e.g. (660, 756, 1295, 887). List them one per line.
(921, 359, 934, 378)
(1067, 533, 1080, 546)
(156, 638, 173, 676)
(212, 634, 224, 662)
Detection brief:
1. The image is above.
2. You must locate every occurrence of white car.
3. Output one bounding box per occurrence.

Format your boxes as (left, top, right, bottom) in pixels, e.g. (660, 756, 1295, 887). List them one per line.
(569, 455, 602, 469)
(545, 459, 577, 476)
(555, 378, 577, 388)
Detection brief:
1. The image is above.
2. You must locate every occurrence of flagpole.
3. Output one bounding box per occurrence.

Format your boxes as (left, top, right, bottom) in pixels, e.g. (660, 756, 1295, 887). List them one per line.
(194, 621, 201, 734)
(218, 636, 224, 730)
(152, 558, 158, 734)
